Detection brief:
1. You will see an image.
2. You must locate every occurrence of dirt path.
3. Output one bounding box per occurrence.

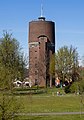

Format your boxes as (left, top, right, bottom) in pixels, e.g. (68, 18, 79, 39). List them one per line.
(16, 112, 84, 116)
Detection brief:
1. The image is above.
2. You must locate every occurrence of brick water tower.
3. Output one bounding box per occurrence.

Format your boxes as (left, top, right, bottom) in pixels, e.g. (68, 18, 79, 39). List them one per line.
(28, 15, 55, 87)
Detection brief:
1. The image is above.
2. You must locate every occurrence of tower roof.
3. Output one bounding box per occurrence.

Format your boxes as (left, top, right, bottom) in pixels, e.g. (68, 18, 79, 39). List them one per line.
(38, 16, 45, 21)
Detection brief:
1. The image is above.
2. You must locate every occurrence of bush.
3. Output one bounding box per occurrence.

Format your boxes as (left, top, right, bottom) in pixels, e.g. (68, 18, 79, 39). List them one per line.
(12, 89, 47, 95)
(70, 82, 79, 94)
(64, 85, 71, 93)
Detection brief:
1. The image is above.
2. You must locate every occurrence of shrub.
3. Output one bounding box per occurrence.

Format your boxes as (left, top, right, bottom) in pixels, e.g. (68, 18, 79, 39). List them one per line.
(64, 85, 71, 93)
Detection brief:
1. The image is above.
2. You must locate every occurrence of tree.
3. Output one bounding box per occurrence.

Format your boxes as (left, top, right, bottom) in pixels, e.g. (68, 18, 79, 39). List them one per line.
(49, 54, 55, 87)
(70, 66, 84, 117)
(0, 31, 27, 120)
(0, 92, 21, 120)
(55, 45, 79, 84)
(0, 31, 27, 89)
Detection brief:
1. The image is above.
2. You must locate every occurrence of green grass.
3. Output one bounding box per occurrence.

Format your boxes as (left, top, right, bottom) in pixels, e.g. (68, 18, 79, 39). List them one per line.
(16, 114, 84, 120)
(11, 87, 84, 113)
(18, 94, 84, 113)
(1, 87, 84, 120)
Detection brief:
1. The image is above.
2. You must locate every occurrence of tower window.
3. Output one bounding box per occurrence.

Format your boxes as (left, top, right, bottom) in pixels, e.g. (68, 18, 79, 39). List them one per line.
(35, 71, 38, 75)
(41, 37, 44, 40)
(35, 79, 38, 85)
(35, 64, 38, 67)
(35, 57, 37, 59)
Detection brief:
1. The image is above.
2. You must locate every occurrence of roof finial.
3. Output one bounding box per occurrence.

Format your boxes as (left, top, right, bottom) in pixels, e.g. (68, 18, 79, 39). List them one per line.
(38, 0, 45, 21)
(41, 3, 43, 17)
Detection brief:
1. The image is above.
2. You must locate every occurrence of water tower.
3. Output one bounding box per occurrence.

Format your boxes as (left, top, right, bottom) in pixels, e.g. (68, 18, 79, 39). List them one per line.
(28, 9, 55, 87)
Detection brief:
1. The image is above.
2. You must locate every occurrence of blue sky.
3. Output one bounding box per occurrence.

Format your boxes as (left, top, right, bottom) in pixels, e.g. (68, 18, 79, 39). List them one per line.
(0, 0, 84, 62)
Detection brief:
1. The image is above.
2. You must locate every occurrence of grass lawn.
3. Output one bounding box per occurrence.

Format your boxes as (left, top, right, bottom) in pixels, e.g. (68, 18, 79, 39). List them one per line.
(17, 114, 84, 120)
(0, 87, 84, 120)
(18, 92, 84, 113)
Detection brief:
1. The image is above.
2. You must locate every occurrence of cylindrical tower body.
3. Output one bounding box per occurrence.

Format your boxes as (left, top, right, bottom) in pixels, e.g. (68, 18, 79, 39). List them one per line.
(28, 17, 55, 87)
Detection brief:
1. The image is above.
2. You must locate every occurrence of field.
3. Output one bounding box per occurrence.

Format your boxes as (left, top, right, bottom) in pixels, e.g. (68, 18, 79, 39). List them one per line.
(19, 94, 83, 113)
(16, 115, 84, 120)
(1, 87, 84, 120)
(15, 87, 84, 119)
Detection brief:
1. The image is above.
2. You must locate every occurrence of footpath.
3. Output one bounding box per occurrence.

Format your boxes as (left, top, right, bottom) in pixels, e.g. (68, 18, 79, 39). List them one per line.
(16, 112, 84, 116)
